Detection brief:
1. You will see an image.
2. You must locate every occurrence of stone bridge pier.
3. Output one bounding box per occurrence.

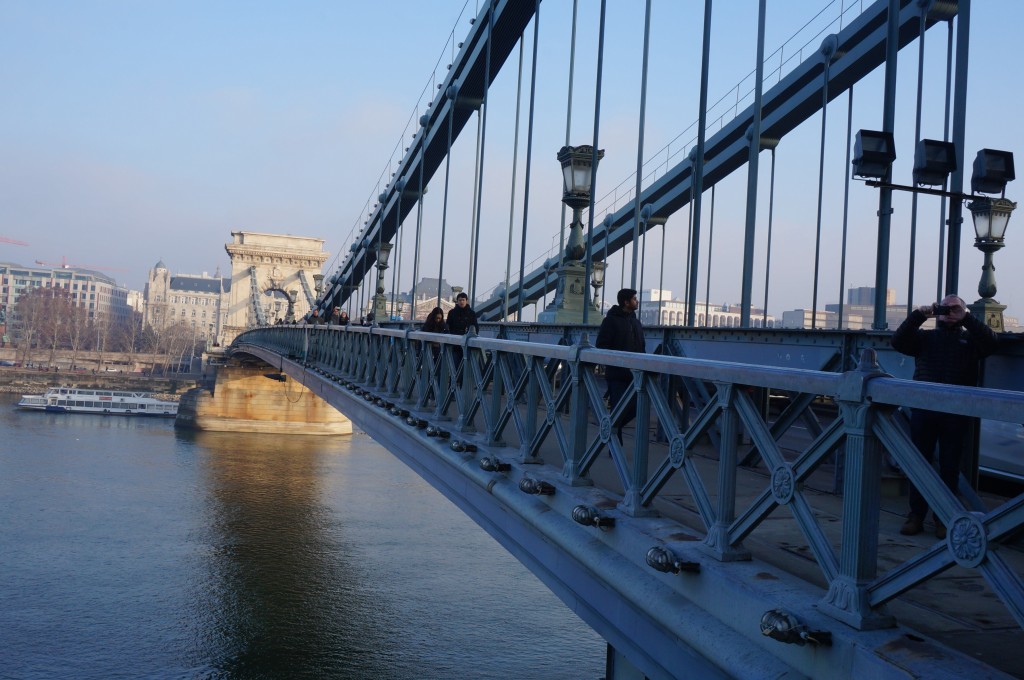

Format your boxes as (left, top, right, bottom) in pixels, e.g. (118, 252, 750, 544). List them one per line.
(176, 360, 351, 435)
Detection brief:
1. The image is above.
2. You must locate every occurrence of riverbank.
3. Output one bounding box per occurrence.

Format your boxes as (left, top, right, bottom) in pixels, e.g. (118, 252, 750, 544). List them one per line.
(0, 367, 203, 396)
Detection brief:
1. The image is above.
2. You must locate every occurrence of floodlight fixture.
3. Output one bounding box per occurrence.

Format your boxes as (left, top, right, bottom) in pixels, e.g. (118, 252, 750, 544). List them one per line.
(851, 130, 896, 180)
(971, 149, 1015, 195)
(912, 139, 957, 187)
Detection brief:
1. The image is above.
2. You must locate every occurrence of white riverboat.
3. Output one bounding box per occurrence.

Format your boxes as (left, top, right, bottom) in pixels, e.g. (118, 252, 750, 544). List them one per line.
(17, 386, 178, 417)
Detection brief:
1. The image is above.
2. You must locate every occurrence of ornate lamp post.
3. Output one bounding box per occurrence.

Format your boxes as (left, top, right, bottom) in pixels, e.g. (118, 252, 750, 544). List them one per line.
(373, 243, 393, 324)
(590, 260, 606, 315)
(967, 196, 1016, 331)
(539, 144, 605, 323)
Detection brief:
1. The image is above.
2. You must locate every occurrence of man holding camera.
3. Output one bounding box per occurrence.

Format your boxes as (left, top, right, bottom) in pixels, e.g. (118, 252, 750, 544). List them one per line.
(891, 294, 998, 538)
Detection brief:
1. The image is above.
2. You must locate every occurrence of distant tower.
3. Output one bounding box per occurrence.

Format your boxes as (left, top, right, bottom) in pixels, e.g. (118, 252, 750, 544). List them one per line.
(144, 259, 171, 330)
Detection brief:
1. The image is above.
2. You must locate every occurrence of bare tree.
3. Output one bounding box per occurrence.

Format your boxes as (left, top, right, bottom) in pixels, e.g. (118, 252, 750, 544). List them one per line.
(91, 312, 114, 370)
(66, 305, 90, 369)
(13, 287, 55, 366)
(37, 289, 73, 367)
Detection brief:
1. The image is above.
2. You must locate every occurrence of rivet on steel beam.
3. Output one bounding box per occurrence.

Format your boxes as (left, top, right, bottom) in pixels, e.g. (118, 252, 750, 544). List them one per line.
(479, 457, 510, 472)
(572, 505, 615, 529)
(760, 609, 832, 647)
(518, 478, 556, 495)
(450, 441, 478, 453)
(645, 547, 700, 574)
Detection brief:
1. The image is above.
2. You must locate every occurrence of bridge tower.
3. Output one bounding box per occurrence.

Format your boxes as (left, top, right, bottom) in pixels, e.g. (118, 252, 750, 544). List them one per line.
(222, 231, 328, 345)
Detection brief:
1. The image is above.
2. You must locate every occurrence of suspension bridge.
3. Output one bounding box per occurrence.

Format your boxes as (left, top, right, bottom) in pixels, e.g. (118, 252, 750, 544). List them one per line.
(228, 1, 1024, 677)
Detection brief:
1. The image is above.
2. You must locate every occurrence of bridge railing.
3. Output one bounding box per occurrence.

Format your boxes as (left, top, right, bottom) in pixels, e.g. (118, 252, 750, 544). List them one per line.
(238, 323, 1024, 633)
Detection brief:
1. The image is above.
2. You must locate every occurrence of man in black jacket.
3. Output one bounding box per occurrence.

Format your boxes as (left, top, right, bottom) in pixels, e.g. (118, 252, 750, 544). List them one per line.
(596, 288, 645, 443)
(446, 292, 478, 380)
(891, 294, 998, 538)
(446, 292, 479, 336)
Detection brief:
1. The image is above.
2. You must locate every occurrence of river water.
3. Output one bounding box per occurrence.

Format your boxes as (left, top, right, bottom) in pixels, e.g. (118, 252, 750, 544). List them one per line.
(0, 393, 605, 679)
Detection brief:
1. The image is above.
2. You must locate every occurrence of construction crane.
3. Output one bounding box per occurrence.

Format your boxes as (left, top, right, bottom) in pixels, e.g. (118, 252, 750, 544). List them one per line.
(1, 236, 29, 246)
(34, 257, 128, 272)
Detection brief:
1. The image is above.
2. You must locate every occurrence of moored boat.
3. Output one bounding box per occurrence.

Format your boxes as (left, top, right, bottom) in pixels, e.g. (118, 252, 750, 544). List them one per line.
(16, 386, 178, 417)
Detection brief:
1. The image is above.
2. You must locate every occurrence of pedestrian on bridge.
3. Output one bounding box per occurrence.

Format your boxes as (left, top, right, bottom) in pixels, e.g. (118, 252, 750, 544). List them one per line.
(446, 292, 479, 336)
(447, 292, 478, 378)
(596, 288, 645, 444)
(891, 294, 998, 538)
(422, 307, 449, 334)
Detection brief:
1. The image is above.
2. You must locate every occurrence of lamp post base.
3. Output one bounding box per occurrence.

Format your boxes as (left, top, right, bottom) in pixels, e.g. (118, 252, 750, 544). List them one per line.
(968, 298, 1006, 332)
(538, 261, 597, 324)
(373, 294, 389, 324)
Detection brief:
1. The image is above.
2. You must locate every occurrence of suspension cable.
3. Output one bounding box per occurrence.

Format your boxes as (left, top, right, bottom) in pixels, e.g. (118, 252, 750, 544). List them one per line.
(504, 39, 525, 321)
(630, 0, 654, 290)
(582, 0, 607, 326)
(516, 1, 542, 321)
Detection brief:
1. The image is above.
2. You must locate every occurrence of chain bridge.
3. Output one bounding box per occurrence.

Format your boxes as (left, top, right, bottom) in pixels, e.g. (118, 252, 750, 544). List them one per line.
(229, 1, 1024, 677)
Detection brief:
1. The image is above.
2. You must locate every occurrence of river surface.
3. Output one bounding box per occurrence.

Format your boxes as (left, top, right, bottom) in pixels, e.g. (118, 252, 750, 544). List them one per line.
(0, 394, 605, 679)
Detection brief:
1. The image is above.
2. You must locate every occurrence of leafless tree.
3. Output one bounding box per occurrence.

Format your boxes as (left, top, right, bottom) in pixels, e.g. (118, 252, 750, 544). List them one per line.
(13, 287, 56, 366)
(66, 305, 90, 369)
(37, 289, 73, 367)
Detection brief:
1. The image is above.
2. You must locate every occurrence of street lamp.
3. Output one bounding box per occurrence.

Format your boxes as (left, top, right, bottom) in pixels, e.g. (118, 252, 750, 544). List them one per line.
(967, 196, 1016, 331)
(373, 243, 393, 323)
(590, 260, 606, 314)
(313, 273, 324, 296)
(539, 145, 604, 323)
(558, 144, 604, 262)
(853, 133, 1016, 330)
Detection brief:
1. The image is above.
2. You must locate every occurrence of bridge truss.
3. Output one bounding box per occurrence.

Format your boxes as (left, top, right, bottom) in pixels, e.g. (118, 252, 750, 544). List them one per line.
(236, 323, 1024, 679)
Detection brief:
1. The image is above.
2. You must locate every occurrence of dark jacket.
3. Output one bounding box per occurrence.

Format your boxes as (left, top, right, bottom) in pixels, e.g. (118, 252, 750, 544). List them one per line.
(447, 305, 479, 335)
(891, 310, 998, 386)
(596, 304, 645, 382)
(422, 307, 449, 334)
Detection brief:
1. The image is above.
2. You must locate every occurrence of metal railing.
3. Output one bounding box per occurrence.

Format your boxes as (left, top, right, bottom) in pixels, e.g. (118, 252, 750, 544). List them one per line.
(237, 323, 1024, 633)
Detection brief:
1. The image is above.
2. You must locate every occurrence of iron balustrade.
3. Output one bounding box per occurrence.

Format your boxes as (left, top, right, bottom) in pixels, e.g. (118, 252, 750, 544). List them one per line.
(237, 323, 1024, 634)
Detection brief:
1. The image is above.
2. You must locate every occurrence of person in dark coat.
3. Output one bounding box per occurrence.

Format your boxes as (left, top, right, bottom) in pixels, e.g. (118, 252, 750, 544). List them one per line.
(422, 307, 449, 333)
(891, 294, 998, 538)
(596, 288, 645, 443)
(339, 310, 350, 326)
(446, 292, 478, 379)
(446, 292, 479, 335)
(421, 306, 449, 364)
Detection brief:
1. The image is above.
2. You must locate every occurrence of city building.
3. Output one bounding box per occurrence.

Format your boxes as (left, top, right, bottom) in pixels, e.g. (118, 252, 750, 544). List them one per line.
(144, 261, 231, 346)
(0, 261, 132, 344)
(637, 290, 776, 328)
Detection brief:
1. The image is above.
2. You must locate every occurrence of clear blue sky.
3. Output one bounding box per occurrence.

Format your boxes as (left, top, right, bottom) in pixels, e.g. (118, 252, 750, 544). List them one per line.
(1, 1, 1022, 321)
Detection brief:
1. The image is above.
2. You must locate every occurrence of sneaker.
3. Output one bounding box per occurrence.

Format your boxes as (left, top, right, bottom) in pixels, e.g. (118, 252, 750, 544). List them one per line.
(900, 513, 924, 536)
(935, 518, 947, 540)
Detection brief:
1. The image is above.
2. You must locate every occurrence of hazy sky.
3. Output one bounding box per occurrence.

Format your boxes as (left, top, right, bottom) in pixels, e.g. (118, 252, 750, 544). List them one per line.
(2, 1, 1022, 321)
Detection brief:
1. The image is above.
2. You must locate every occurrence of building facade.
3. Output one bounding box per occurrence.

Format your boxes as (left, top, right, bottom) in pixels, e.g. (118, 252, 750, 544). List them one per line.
(637, 290, 775, 328)
(144, 260, 230, 346)
(0, 262, 132, 343)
